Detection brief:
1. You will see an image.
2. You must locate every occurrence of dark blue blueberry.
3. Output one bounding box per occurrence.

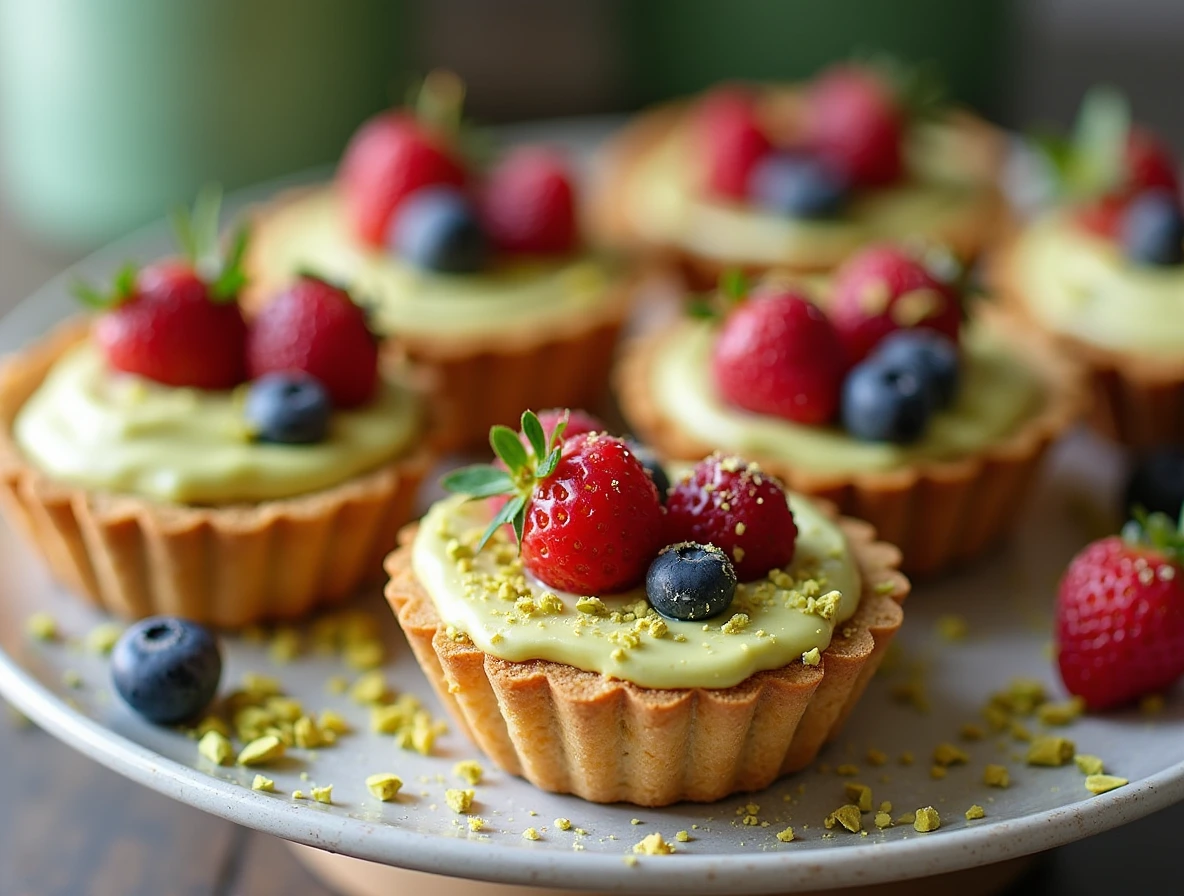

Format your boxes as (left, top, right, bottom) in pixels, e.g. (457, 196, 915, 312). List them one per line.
(245, 372, 332, 444)
(627, 440, 671, 504)
(872, 329, 961, 409)
(389, 186, 488, 273)
(748, 152, 848, 219)
(1125, 447, 1184, 522)
(111, 617, 222, 725)
(1122, 190, 1184, 266)
(646, 542, 737, 621)
(841, 357, 934, 443)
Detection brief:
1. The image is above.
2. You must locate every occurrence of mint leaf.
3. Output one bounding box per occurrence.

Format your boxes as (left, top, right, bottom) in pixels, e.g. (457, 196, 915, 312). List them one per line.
(521, 410, 547, 461)
(490, 425, 528, 473)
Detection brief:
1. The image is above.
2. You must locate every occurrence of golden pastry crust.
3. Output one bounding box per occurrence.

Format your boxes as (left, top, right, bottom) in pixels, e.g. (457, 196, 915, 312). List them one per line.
(384, 510, 908, 807)
(0, 319, 435, 627)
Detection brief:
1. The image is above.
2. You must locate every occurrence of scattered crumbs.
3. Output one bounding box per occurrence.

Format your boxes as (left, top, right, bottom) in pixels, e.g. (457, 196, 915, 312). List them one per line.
(879, 801, 892, 814)
(293, 716, 323, 749)
(349, 670, 389, 705)
(630, 818, 642, 825)
(198, 730, 234, 766)
(251, 775, 275, 793)
(61, 669, 83, 689)
(268, 628, 301, 664)
(959, 723, 985, 742)
(1010, 721, 1032, 742)
(237, 735, 286, 767)
(930, 766, 947, 780)
(25, 612, 57, 642)
(522, 827, 541, 841)
(896, 812, 916, 825)
(366, 773, 403, 801)
(843, 782, 873, 812)
(826, 805, 862, 833)
(899, 752, 914, 766)
(292, 790, 305, 800)
(445, 789, 476, 814)
(866, 748, 888, 767)
(1027, 736, 1075, 767)
(775, 826, 795, 843)
(1140, 694, 1165, 716)
(1037, 698, 1085, 727)
(802, 647, 822, 667)
(575, 597, 607, 616)
(874, 813, 893, 829)
(632, 832, 674, 855)
(933, 742, 969, 767)
(675, 830, 690, 842)
(936, 615, 968, 641)
(467, 817, 487, 832)
(453, 760, 483, 786)
(983, 764, 1010, 788)
(311, 785, 333, 805)
(1074, 754, 1105, 776)
(623, 856, 638, 867)
(836, 764, 860, 777)
(913, 807, 941, 833)
(343, 640, 384, 672)
(1085, 775, 1128, 795)
(555, 818, 572, 832)
(722, 613, 751, 635)
(319, 710, 351, 735)
(325, 676, 348, 695)
(889, 682, 929, 713)
(85, 622, 123, 655)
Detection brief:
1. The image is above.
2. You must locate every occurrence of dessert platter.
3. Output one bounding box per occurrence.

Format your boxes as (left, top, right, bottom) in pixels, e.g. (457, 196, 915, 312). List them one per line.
(2, 70, 1184, 895)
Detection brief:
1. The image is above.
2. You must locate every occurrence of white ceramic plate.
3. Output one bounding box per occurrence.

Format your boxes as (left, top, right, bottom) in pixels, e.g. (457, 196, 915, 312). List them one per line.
(2, 158, 1184, 896)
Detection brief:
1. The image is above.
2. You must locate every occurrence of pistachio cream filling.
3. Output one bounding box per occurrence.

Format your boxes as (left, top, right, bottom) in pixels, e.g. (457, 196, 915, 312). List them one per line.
(250, 189, 614, 339)
(14, 343, 422, 505)
(1010, 210, 1184, 357)
(412, 493, 862, 690)
(650, 320, 1044, 475)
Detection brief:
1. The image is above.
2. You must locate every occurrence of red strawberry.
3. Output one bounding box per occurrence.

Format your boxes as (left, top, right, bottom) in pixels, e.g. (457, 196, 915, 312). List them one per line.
(1074, 192, 1131, 239)
(339, 112, 467, 247)
(711, 288, 847, 425)
(1075, 128, 1181, 239)
(246, 275, 378, 408)
(666, 454, 797, 581)
(482, 147, 578, 255)
(807, 65, 904, 188)
(1056, 516, 1184, 710)
(829, 244, 961, 364)
(694, 86, 772, 200)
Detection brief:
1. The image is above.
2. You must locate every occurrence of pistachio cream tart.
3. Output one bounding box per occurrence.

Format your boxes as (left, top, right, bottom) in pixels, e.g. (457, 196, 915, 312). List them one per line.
(247, 74, 630, 450)
(385, 415, 908, 806)
(0, 206, 433, 627)
(593, 62, 1005, 289)
(618, 244, 1083, 577)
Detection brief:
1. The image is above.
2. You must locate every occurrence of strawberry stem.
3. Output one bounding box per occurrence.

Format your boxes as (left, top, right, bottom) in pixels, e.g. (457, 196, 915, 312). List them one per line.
(1122, 508, 1184, 560)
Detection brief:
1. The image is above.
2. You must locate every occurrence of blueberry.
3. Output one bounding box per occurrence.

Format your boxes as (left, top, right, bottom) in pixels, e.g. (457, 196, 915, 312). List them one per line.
(111, 617, 222, 725)
(1122, 190, 1184, 266)
(646, 542, 737, 621)
(748, 152, 848, 219)
(627, 440, 671, 504)
(873, 329, 960, 408)
(1124, 447, 1184, 522)
(389, 186, 488, 273)
(245, 372, 332, 444)
(841, 357, 934, 443)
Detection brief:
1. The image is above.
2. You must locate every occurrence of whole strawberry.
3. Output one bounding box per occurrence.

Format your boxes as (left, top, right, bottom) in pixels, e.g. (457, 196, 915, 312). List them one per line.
(711, 286, 847, 425)
(1076, 128, 1181, 238)
(443, 412, 665, 594)
(482, 147, 578, 255)
(828, 244, 961, 364)
(666, 454, 797, 581)
(1056, 514, 1184, 710)
(694, 86, 772, 200)
(247, 275, 378, 409)
(807, 65, 904, 188)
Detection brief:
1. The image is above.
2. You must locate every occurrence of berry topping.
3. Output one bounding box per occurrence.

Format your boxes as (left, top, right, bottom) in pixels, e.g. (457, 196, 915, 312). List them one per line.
(872, 329, 960, 409)
(1121, 190, 1184, 266)
(694, 86, 772, 200)
(1056, 514, 1184, 710)
(390, 185, 488, 273)
(245, 372, 332, 444)
(712, 287, 847, 425)
(665, 455, 797, 581)
(1124, 127, 1180, 195)
(829, 244, 961, 364)
(443, 412, 665, 593)
(806, 65, 904, 188)
(627, 441, 671, 504)
(482, 146, 578, 255)
(1124, 447, 1184, 522)
(246, 275, 378, 409)
(111, 617, 222, 725)
(841, 355, 934, 444)
(646, 542, 738, 621)
(748, 152, 848, 219)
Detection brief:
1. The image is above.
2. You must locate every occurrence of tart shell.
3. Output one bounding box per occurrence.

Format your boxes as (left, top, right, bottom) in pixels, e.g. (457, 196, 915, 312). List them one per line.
(384, 511, 908, 807)
(0, 320, 435, 628)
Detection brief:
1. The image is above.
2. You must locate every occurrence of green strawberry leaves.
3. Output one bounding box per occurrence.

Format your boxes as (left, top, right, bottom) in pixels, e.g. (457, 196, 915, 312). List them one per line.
(1123, 508, 1184, 562)
(688, 269, 750, 321)
(71, 262, 138, 310)
(1030, 85, 1131, 200)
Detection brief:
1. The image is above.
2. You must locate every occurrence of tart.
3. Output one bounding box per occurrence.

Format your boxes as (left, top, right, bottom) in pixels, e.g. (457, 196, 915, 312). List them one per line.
(593, 63, 1005, 288)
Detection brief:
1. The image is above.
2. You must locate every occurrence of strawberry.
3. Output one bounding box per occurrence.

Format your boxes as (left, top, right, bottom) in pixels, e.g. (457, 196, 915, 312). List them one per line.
(711, 286, 847, 425)
(482, 147, 578, 255)
(1075, 129, 1181, 239)
(828, 244, 961, 364)
(1056, 513, 1184, 710)
(338, 111, 467, 247)
(807, 65, 904, 188)
(246, 275, 378, 409)
(666, 454, 797, 581)
(694, 86, 772, 200)
(443, 413, 665, 594)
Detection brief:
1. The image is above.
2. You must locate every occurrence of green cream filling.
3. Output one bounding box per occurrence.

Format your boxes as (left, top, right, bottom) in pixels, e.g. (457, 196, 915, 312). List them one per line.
(412, 493, 861, 690)
(250, 189, 615, 339)
(14, 343, 422, 505)
(651, 320, 1044, 474)
(1011, 211, 1184, 356)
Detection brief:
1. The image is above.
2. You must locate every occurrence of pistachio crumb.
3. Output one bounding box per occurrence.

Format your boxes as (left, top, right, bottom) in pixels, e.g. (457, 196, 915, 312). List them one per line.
(899, 751, 915, 766)
(843, 782, 873, 812)
(85, 622, 123, 654)
(965, 804, 985, 820)
(983, 764, 1010, 788)
(555, 817, 572, 831)
(913, 807, 941, 833)
(827, 804, 863, 833)
(959, 723, 985, 741)
(292, 790, 305, 800)
(775, 826, 795, 842)
(930, 765, 948, 780)
(309, 785, 332, 804)
(1027, 736, 1076, 767)
(349, 670, 389, 705)
(721, 613, 751, 634)
(445, 788, 475, 814)
(61, 669, 82, 689)
(896, 812, 916, 825)
(453, 760, 483, 786)
(366, 773, 403, 801)
(251, 775, 275, 793)
(836, 764, 860, 777)
(237, 735, 286, 767)
(575, 597, 607, 616)
(522, 827, 540, 841)
(1037, 697, 1085, 726)
(632, 832, 674, 855)
(467, 817, 487, 832)
(933, 742, 969, 767)
(1074, 754, 1105, 776)
(866, 748, 888, 766)
(675, 830, 690, 842)
(325, 676, 348, 695)
(319, 710, 351, 735)
(1085, 774, 1128, 795)
(198, 730, 234, 766)
(936, 615, 968, 641)
(25, 612, 58, 642)
(802, 647, 822, 667)
(874, 812, 893, 829)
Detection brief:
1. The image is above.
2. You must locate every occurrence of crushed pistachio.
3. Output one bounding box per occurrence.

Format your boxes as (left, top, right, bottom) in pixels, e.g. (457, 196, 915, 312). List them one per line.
(675, 830, 690, 842)
(242, 673, 282, 699)
(1074, 754, 1105, 776)
(933, 742, 970, 767)
(632, 832, 674, 855)
(453, 760, 483, 786)
(366, 773, 403, 801)
(959, 723, 985, 741)
(61, 669, 82, 689)
(198, 730, 234, 766)
(294, 716, 323, 749)
(879, 801, 892, 813)
(965, 804, 985, 820)
(775, 826, 796, 842)
(319, 710, 351, 735)
(899, 752, 915, 766)
(555, 818, 572, 831)
(844, 782, 873, 812)
(930, 766, 947, 780)
(268, 628, 301, 664)
(1027, 736, 1076, 767)
(467, 817, 487, 832)
(25, 613, 57, 641)
(896, 812, 916, 825)
(983, 764, 1010, 788)
(913, 807, 941, 833)
(802, 647, 822, 667)
(721, 613, 751, 634)
(1010, 721, 1032, 742)
(251, 775, 276, 793)
(311, 785, 333, 804)
(874, 812, 893, 829)
(522, 827, 540, 841)
(349, 671, 389, 705)
(1085, 774, 1128, 795)
(445, 788, 476, 814)
(836, 764, 860, 777)
(826, 804, 862, 833)
(344, 640, 384, 671)
(325, 676, 348, 695)
(237, 735, 286, 766)
(936, 615, 968, 641)
(292, 790, 305, 800)
(85, 622, 123, 654)
(1037, 698, 1085, 726)
(575, 597, 607, 616)
(866, 748, 888, 767)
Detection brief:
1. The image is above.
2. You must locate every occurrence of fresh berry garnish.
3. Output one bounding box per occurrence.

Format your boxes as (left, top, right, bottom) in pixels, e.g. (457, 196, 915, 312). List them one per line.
(694, 87, 772, 200)
(806, 65, 904, 188)
(111, 617, 222, 725)
(1074, 192, 1131, 240)
(646, 542, 737, 621)
(1125, 448, 1184, 522)
(245, 372, 332, 444)
(748, 152, 848, 219)
(1121, 190, 1184, 266)
(841, 355, 934, 444)
(482, 146, 578, 255)
(1056, 513, 1184, 710)
(872, 329, 960, 409)
(246, 275, 378, 409)
(1124, 127, 1180, 195)
(443, 412, 665, 593)
(390, 185, 488, 273)
(712, 288, 847, 425)
(627, 441, 671, 504)
(829, 244, 961, 364)
(665, 455, 797, 581)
